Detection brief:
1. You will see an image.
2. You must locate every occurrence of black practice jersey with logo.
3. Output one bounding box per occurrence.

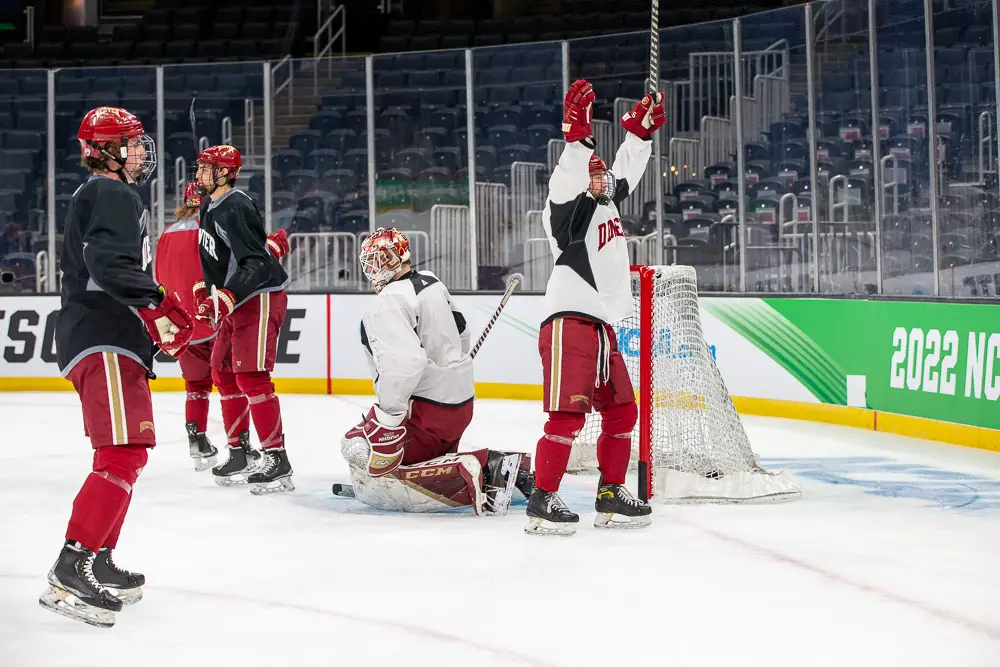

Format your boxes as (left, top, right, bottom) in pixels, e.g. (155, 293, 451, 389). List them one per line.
(198, 188, 288, 306)
(56, 175, 162, 376)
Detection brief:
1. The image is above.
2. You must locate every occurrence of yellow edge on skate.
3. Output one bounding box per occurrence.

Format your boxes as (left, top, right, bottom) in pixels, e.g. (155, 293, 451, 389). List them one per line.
(3, 377, 999, 454)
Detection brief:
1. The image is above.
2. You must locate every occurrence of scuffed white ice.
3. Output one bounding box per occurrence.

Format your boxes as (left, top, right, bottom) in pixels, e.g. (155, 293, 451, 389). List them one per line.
(1, 392, 998, 666)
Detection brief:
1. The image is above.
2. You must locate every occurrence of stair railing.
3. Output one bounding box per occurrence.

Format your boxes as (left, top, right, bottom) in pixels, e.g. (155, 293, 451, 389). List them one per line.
(979, 110, 995, 184)
(272, 55, 295, 116)
(313, 3, 347, 96)
(244, 99, 257, 166)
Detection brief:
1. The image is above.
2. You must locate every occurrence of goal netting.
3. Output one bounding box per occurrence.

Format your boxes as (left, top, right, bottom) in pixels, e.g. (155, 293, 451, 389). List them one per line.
(568, 265, 801, 504)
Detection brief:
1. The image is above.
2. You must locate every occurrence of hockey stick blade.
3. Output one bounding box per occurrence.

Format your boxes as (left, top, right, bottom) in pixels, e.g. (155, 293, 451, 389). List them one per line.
(332, 483, 356, 498)
(210, 285, 219, 329)
(470, 275, 520, 359)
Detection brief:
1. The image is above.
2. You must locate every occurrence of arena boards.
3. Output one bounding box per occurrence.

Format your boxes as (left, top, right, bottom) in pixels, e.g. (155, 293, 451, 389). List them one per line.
(1, 292, 998, 453)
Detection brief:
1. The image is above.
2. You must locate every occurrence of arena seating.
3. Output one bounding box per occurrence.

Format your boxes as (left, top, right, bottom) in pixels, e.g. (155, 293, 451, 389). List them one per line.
(0, 1, 295, 67)
(2, 0, 998, 296)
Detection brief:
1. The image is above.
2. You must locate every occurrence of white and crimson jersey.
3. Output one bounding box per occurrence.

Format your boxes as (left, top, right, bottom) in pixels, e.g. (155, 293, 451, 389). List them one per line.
(360, 270, 474, 417)
(541, 132, 653, 324)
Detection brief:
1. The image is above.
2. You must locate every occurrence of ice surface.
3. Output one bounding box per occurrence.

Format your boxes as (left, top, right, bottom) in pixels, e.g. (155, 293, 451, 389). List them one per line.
(2, 392, 999, 666)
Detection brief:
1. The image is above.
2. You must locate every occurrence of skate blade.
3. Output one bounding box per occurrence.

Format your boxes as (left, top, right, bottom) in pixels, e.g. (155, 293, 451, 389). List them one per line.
(39, 585, 115, 628)
(594, 512, 652, 530)
(249, 476, 295, 495)
(193, 455, 218, 472)
(524, 516, 577, 536)
(214, 473, 251, 487)
(108, 586, 143, 605)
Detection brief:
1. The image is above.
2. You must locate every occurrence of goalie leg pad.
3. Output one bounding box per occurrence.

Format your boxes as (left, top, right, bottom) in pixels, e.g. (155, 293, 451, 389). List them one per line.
(595, 401, 637, 485)
(535, 412, 585, 493)
(348, 452, 486, 513)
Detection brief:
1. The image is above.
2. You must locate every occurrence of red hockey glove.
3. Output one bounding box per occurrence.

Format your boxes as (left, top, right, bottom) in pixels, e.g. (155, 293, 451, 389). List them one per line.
(195, 287, 235, 324)
(562, 79, 596, 143)
(620, 92, 666, 140)
(137, 286, 194, 357)
(267, 229, 290, 260)
(344, 405, 407, 478)
(192, 280, 208, 305)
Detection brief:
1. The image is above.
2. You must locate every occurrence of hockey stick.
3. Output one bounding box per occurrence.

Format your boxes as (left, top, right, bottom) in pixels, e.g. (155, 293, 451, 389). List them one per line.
(189, 97, 199, 163)
(470, 274, 520, 359)
(648, 0, 660, 94)
(210, 284, 219, 329)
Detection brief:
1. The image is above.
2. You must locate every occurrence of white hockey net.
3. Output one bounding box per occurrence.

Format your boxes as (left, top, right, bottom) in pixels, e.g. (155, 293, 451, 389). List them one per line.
(569, 265, 801, 504)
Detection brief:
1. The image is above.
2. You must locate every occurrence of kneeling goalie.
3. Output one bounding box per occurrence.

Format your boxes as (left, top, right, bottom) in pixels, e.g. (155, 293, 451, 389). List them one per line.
(338, 228, 532, 515)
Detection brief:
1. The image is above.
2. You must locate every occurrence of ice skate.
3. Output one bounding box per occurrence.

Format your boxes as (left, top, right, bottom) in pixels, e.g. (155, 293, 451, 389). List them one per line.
(39, 541, 123, 628)
(515, 469, 534, 498)
(525, 489, 579, 536)
(92, 547, 144, 605)
(212, 432, 260, 486)
(483, 451, 522, 516)
(186, 421, 218, 472)
(248, 445, 295, 495)
(594, 480, 652, 529)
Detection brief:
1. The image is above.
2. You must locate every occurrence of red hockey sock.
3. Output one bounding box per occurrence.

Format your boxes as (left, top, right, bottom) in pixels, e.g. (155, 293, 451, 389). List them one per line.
(236, 371, 284, 449)
(184, 377, 213, 433)
(103, 492, 131, 549)
(66, 446, 147, 552)
(596, 402, 637, 485)
(213, 369, 250, 446)
(534, 412, 585, 493)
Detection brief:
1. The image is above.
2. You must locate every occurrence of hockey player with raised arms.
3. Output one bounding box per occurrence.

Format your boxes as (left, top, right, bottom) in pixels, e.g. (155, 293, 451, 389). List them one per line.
(155, 181, 290, 472)
(40, 106, 194, 627)
(192, 145, 294, 494)
(526, 80, 665, 536)
(339, 227, 532, 515)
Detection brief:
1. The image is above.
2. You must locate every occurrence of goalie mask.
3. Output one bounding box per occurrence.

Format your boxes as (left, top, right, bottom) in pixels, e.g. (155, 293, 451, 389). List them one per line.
(359, 227, 411, 293)
(78, 106, 157, 185)
(588, 155, 616, 205)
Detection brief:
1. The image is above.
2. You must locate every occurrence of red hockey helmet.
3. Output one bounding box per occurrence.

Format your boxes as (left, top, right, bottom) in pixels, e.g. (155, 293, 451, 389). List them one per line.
(197, 145, 242, 171)
(589, 155, 606, 173)
(195, 145, 242, 195)
(359, 227, 411, 292)
(182, 181, 203, 208)
(78, 106, 157, 184)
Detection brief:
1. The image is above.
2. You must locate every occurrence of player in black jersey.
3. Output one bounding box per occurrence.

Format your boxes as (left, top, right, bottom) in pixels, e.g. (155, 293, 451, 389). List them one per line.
(40, 106, 194, 628)
(191, 145, 294, 494)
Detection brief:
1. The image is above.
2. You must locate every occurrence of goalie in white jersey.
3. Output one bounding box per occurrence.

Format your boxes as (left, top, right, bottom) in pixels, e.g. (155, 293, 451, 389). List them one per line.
(339, 228, 532, 515)
(526, 80, 666, 536)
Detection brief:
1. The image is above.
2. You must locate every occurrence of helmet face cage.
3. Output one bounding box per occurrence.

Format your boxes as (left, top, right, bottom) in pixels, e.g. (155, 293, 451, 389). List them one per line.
(195, 146, 241, 195)
(128, 133, 157, 185)
(589, 169, 616, 205)
(78, 107, 157, 185)
(359, 228, 411, 291)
